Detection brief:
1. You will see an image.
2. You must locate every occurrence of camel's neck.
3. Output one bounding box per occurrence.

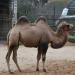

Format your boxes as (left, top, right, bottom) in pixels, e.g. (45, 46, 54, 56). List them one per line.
(48, 29, 68, 49)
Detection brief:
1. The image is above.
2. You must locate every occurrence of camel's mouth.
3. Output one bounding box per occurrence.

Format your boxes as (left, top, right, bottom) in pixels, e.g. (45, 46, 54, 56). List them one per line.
(64, 30, 69, 35)
(63, 25, 70, 31)
(63, 25, 71, 35)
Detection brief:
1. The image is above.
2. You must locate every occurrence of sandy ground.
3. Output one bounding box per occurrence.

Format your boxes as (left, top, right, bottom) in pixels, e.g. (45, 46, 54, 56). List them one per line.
(0, 42, 75, 75)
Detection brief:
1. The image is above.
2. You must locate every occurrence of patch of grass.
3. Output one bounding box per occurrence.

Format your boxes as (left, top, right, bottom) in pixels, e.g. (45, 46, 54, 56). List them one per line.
(68, 35, 75, 43)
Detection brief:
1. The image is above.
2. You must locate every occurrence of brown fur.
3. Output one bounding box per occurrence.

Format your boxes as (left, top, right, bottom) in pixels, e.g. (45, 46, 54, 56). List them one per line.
(6, 16, 73, 73)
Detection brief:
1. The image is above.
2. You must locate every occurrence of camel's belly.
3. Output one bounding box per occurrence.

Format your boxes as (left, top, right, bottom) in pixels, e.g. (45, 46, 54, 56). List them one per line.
(20, 34, 40, 47)
(22, 39, 39, 47)
(24, 42, 38, 47)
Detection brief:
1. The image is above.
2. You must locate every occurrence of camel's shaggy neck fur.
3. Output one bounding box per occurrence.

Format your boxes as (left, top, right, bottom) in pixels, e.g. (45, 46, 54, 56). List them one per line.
(50, 22, 71, 49)
(50, 28, 67, 49)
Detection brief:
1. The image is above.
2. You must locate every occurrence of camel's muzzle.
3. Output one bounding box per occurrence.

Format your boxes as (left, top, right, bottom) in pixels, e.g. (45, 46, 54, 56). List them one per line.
(64, 24, 73, 31)
(63, 24, 73, 35)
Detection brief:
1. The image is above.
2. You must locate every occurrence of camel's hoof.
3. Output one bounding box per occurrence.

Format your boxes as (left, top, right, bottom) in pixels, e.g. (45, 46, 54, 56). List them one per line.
(19, 69, 22, 72)
(43, 69, 46, 72)
(19, 70, 22, 72)
(9, 71, 14, 74)
(36, 68, 39, 71)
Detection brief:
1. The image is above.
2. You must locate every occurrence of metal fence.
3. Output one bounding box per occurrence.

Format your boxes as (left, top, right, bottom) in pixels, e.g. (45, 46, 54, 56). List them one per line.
(0, 0, 75, 42)
(0, 1, 12, 41)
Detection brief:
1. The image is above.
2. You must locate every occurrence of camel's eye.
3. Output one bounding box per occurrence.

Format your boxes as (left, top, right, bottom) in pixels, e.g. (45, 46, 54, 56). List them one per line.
(63, 25, 69, 31)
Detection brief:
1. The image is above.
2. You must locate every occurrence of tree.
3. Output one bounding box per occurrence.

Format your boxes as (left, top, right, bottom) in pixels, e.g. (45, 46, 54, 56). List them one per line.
(40, 0, 48, 7)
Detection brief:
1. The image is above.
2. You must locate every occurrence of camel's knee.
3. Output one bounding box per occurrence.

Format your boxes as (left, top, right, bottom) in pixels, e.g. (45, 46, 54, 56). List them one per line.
(37, 53, 41, 60)
(42, 55, 46, 62)
(6, 53, 9, 61)
(6, 48, 12, 62)
(6, 52, 10, 60)
(42, 50, 47, 62)
(12, 55, 17, 62)
(12, 49, 18, 62)
(12, 56, 15, 62)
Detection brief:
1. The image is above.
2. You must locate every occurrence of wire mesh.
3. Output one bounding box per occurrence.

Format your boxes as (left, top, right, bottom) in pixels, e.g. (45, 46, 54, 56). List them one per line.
(0, 0, 75, 41)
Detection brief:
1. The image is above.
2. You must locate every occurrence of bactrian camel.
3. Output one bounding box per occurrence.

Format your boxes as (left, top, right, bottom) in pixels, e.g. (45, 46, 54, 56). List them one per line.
(6, 16, 73, 73)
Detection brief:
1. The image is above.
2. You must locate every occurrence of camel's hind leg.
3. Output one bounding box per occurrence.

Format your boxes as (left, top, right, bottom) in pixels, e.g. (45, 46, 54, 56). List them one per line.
(6, 47, 13, 73)
(12, 47, 21, 72)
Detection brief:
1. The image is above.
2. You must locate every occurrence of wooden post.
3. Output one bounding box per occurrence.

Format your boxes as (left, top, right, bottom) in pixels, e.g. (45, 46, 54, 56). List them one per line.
(11, 0, 17, 27)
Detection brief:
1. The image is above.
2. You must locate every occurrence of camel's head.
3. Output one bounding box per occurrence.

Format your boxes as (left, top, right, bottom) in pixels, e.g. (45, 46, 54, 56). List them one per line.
(57, 21, 73, 35)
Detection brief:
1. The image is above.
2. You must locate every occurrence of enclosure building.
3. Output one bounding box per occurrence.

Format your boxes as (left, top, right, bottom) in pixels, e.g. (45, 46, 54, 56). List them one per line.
(0, 0, 17, 41)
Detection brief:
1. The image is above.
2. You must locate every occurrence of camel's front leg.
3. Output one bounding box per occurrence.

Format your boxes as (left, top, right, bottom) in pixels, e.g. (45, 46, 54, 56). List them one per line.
(6, 48, 13, 73)
(41, 43, 48, 72)
(13, 48, 21, 72)
(42, 49, 47, 72)
(36, 48, 42, 71)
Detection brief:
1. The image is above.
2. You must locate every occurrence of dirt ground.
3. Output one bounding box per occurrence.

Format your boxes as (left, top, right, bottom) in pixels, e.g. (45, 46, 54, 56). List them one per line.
(0, 42, 75, 75)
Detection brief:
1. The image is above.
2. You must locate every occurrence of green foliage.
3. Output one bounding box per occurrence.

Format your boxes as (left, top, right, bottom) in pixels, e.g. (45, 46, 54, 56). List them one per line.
(68, 35, 75, 43)
(17, 0, 69, 22)
(17, 0, 34, 21)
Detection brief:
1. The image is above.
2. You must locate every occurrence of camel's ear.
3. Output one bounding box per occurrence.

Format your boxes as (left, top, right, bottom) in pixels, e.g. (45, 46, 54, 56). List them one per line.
(57, 22, 63, 30)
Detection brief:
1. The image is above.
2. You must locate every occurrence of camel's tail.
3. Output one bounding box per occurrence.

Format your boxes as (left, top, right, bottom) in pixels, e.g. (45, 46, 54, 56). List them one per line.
(17, 16, 29, 25)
